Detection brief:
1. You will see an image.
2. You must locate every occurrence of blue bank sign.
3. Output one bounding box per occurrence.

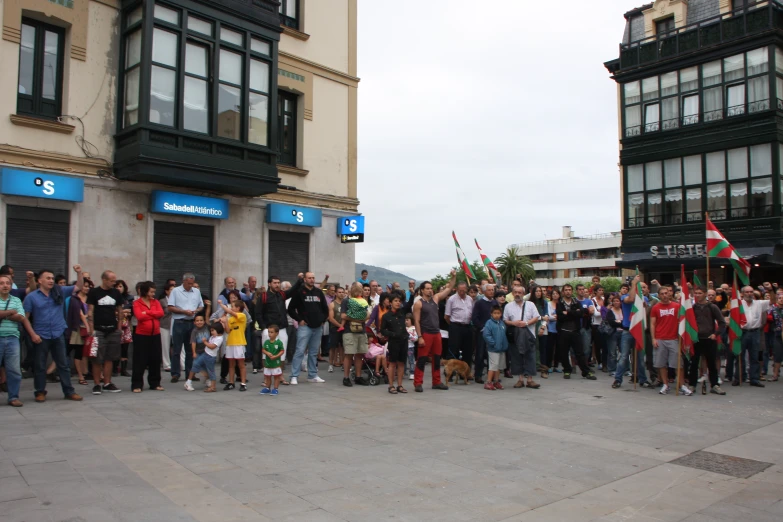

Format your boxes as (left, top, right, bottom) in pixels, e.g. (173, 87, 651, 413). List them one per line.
(0, 168, 84, 202)
(336, 215, 365, 243)
(266, 203, 322, 227)
(150, 190, 229, 219)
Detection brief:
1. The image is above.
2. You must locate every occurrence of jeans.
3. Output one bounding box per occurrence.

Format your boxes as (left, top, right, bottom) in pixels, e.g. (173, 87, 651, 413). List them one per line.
(191, 352, 216, 381)
(614, 330, 648, 385)
(581, 328, 592, 360)
(291, 325, 321, 379)
(546, 332, 558, 368)
(0, 336, 22, 402)
(689, 338, 719, 388)
(34, 335, 75, 397)
(738, 330, 761, 383)
(763, 331, 774, 375)
(605, 329, 621, 373)
(406, 345, 416, 376)
(171, 320, 195, 378)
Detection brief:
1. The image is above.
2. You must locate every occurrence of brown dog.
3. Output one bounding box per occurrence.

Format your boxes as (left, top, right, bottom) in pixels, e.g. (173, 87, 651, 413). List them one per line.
(441, 359, 473, 386)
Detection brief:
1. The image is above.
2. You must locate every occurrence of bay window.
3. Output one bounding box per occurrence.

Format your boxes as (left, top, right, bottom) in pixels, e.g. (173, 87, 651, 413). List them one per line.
(624, 143, 780, 228)
(120, 1, 274, 147)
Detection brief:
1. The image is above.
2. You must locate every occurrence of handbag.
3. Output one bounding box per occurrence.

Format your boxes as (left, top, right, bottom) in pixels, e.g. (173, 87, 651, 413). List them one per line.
(83, 336, 98, 358)
(348, 321, 364, 333)
(599, 321, 615, 336)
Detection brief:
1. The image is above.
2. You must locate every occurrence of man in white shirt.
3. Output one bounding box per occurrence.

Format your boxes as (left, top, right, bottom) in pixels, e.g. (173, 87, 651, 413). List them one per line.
(445, 282, 474, 374)
(369, 281, 381, 308)
(735, 286, 772, 387)
(503, 287, 541, 389)
(167, 273, 204, 383)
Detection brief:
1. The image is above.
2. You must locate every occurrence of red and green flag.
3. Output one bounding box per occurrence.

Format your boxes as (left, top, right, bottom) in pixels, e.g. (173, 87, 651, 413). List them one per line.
(629, 268, 646, 352)
(706, 218, 751, 285)
(678, 265, 698, 359)
(452, 231, 476, 281)
(474, 239, 500, 283)
(728, 272, 746, 356)
(692, 270, 703, 288)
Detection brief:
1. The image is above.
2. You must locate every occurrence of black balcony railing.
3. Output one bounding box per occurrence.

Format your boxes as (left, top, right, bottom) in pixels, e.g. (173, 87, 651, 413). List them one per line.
(618, 1, 783, 71)
(626, 99, 769, 138)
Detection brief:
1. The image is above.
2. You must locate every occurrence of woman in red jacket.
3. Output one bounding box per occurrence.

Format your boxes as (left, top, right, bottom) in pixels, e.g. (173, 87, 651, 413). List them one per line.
(132, 281, 165, 393)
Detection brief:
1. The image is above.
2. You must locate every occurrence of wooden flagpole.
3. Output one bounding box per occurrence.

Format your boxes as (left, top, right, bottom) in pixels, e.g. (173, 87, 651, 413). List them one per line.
(734, 271, 741, 386)
(633, 339, 638, 391)
(676, 337, 682, 396)
(705, 212, 710, 286)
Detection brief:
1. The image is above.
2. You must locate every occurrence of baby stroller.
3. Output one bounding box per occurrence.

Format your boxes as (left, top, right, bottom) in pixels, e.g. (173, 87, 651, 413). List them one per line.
(349, 335, 389, 386)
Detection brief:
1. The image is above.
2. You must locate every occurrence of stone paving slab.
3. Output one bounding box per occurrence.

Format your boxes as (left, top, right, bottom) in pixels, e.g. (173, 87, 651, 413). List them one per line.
(1, 370, 782, 521)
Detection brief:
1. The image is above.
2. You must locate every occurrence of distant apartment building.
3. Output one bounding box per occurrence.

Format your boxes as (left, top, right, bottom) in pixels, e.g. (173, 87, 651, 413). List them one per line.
(511, 227, 623, 287)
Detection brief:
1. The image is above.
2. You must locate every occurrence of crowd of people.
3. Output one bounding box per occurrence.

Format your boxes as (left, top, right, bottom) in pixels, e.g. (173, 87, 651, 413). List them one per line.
(0, 264, 781, 407)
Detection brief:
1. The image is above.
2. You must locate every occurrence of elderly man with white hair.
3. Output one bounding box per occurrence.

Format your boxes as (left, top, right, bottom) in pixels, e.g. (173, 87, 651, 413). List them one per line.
(471, 283, 497, 384)
(735, 286, 774, 387)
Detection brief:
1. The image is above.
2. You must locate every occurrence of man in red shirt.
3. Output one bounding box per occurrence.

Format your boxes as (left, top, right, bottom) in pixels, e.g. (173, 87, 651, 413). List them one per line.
(650, 286, 690, 396)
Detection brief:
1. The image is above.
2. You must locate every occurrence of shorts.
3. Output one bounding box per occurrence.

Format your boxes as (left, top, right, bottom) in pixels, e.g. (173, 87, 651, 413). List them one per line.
(653, 339, 679, 368)
(92, 329, 121, 364)
(264, 367, 282, 376)
(224, 345, 246, 359)
(329, 329, 343, 348)
(191, 352, 216, 381)
(387, 342, 407, 363)
(343, 332, 368, 355)
(488, 352, 506, 371)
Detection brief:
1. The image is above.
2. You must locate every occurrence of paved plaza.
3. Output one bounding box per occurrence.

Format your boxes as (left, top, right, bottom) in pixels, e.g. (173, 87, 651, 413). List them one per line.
(1, 370, 783, 522)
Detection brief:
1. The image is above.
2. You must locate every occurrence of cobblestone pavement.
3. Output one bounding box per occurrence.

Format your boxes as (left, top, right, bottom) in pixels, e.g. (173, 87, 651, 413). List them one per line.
(1, 367, 783, 522)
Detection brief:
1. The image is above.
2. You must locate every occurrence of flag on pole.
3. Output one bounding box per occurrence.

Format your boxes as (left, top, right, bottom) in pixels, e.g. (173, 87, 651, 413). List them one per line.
(692, 270, 703, 288)
(452, 231, 477, 281)
(706, 218, 751, 285)
(728, 272, 746, 356)
(678, 265, 698, 358)
(629, 268, 646, 351)
(474, 239, 500, 283)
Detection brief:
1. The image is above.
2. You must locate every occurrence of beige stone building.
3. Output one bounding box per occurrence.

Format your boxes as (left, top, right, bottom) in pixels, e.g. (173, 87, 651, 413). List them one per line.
(0, 0, 359, 294)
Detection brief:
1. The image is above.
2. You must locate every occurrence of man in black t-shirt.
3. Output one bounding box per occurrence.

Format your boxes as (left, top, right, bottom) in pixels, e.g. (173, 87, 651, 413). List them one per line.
(87, 270, 125, 395)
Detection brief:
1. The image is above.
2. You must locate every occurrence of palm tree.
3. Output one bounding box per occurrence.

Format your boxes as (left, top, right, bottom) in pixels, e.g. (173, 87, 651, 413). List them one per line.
(494, 247, 535, 286)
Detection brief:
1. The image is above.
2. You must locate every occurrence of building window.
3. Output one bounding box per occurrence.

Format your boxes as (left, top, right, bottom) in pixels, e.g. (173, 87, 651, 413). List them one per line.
(120, 1, 274, 147)
(621, 47, 773, 137)
(279, 0, 299, 30)
(17, 19, 65, 120)
(656, 17, 675, 36)
(277, 90, 297, 166)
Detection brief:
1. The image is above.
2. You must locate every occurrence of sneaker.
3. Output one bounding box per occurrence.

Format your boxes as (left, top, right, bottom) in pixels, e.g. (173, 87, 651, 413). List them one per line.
(223, 383, 235, 391)
(597, 364, 603, 370)
(328, 365, 334, 373)
(475, 378, 484, 384)
(718, 377, 723, 385)
(711, 385, 726, 395)
(697, 375, 706, 383)
(270, 389, 279, 396)
(494, 381, 504, 390)
(414, 385, 423, 392)
(290, 377, 298, 385)
(219, 377, 227, 385)
(102, 383, 121, 393)
(92, 385, 102, 395)
(260, 387, 270, 395)
(171, 376, 179, 383)
(484, 382, 495, 390)
(184, 382, 195, 392)
(583, 372, 597, 381)
(553, 368, 563, 373)
(640, 382, 652, 389)
(409, 374, 414, 380)
(563, 373, 571, 379)
(659, 384, 669, 395)
(680, 385, 693, 396)
(355, 377, 369, 386)
(239, 384, 247, 392)
(252, 369, 258, 374)
(342, 377, 353, 387)
(432, 383, 449, 390)
(307, 376, 325, 383)
(624, 371, 632, 377)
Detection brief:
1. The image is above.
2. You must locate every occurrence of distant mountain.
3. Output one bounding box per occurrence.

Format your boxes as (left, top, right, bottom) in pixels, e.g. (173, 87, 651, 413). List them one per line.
(355, 263, 416, 287)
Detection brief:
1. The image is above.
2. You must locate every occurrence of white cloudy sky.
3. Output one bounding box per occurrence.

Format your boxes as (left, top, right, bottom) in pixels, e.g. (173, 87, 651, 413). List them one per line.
(355, 0, 633, 280)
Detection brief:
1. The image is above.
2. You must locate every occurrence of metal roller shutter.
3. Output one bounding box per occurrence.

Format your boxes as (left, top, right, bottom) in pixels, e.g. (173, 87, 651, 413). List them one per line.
(268, 230, 309, 284)
(5, 205, 69, 286)
(153, 221, 213, 293)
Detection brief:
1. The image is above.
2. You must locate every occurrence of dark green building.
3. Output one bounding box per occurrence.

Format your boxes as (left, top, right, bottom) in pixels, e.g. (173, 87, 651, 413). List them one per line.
(604, 0, 783, 285)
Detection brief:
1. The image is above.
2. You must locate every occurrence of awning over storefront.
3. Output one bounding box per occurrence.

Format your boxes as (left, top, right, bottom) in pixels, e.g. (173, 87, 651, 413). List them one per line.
(616, 244, 783, 268)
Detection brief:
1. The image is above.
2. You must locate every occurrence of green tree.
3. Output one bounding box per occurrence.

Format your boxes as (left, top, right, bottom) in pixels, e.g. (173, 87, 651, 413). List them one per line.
(563, 277, 622, 294)
(494, 247, 535, 286)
